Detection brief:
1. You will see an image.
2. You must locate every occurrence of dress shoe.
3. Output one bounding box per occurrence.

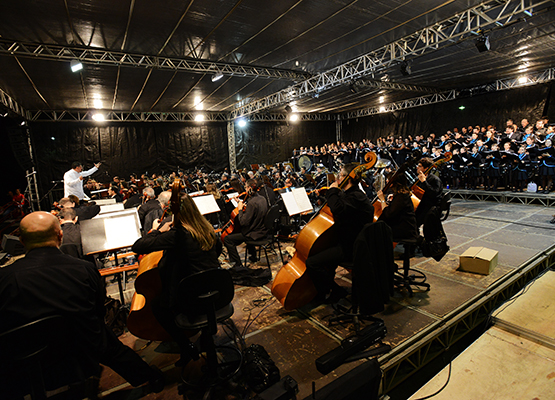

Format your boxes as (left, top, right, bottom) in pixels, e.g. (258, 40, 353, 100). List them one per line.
(148, 366, 165, 393)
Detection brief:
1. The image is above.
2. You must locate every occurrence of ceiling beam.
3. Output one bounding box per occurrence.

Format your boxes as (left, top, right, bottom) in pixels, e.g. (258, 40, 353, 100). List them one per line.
(231, 0, 554, 118)
(0, 39, 312, 81)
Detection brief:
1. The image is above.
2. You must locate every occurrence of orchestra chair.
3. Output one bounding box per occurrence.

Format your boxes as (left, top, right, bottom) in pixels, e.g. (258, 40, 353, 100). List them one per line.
(439, 191, 452, 221)
(174, 268, 242, 387)
(0, 315, 94, 400)
(394, 238, 429, 297)
(330, 222, 396, 333)
(243, 204, 284, 270)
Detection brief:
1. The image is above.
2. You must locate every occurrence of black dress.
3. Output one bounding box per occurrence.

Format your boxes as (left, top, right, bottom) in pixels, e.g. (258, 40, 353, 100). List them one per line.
(378, 192, 418, 242)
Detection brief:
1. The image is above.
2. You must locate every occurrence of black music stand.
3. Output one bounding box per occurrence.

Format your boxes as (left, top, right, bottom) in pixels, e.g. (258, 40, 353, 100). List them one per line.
(81, 209, 142, 320)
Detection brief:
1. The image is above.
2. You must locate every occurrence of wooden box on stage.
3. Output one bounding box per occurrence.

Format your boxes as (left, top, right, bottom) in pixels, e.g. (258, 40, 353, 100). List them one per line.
(459, 247, 498, 275)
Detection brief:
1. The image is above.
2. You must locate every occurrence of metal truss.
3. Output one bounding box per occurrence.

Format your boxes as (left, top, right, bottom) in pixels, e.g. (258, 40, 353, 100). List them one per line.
(0, 87, 30, 118)
(227, 121, 236, 172)
(344, 66, 555, 120)
(450, 188, 555, 206)
(343, 90, 457, 119)
(379, 245, 555, 394)
(241, 112, 338, 122)
(0, 39, 311, 81)
(354, 79, 438, 93)
(231, 0, 554, 118)
(29, 110, 229, 122)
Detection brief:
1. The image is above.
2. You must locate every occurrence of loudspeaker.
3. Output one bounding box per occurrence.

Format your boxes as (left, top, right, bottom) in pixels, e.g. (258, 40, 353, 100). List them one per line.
(303, 360, 381, 400)
(1, 234, 25, 256)
(475, 36, 490, 52)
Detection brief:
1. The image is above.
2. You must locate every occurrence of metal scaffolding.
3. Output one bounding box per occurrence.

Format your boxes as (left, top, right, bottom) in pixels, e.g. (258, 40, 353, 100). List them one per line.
(0, 87, 30, 119)
(0, 39, 311, 82)
(231, 0, 554, 118)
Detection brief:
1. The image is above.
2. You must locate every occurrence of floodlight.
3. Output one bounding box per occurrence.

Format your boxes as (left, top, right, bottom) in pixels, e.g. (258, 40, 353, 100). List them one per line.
(70, 59, 83, 72)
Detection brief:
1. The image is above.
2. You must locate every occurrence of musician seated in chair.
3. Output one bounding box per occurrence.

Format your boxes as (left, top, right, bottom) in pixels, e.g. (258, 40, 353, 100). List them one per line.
(414, 157, 443, 228)
(132, 194, 222, 365)
(223, 179, 269, 272)
(0, 212, 164, 395)
(305, 162, 374, 304)
(377, 176, 419, 243)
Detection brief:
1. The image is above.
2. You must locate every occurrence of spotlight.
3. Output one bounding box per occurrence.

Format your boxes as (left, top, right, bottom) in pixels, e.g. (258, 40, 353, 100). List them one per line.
(194, 114, 205, 122)
(237, 118, 247, 128)
(475, 36, 490, 53)
(211, 72, 224, 82)
(379, 106, 386, 113)
(400, 61, 412, 76)
(1, 112, 8, 117)
(289, 113, 299, 122)
(284, 105, 292, 113)
(92, 113, 105, 121)
(20, 121, 27, 126)
(70, 59, 83, 72)
(518, 76, 528, 84)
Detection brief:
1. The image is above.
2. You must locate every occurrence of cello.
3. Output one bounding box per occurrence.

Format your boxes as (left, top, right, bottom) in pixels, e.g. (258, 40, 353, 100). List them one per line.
(126, 178, 183, 341)
(271, 152, 378, 310)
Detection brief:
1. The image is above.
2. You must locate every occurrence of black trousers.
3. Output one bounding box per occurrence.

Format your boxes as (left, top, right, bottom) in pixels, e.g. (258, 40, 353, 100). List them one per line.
(99, 324, 154, 387)
(305, 245, 345, 296)
(223, 232, 256, 267)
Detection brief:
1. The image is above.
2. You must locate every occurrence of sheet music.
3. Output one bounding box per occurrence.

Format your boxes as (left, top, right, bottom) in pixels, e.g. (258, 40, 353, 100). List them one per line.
(227, 192, 240, 208)
(192, 194, 221, 215)
(281, 187, 313, 216)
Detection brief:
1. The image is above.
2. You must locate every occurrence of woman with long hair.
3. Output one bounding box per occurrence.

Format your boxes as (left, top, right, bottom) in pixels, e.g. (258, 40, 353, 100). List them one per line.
(132, 193, 221, 363)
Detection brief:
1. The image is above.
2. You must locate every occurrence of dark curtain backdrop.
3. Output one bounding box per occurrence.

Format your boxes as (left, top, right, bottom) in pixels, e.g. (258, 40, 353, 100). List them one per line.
(235, 120, 336, 169)
(341, 83, 553, 142)
(29, 122, 228, 201)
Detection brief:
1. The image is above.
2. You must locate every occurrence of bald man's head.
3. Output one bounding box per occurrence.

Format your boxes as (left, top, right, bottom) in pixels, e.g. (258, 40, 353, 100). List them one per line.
(19, 212, 63, 251)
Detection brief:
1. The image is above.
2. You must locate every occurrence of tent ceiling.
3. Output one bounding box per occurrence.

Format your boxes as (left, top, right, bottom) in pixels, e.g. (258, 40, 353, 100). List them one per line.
(0, 0, 554, 119)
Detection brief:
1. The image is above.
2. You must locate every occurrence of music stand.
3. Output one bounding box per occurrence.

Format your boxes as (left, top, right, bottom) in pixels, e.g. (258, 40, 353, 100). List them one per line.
(81, 209, 142, 318)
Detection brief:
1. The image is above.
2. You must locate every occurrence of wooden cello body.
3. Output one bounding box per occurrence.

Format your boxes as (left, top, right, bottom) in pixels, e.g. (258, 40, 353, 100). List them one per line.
(127, 251, 171, 341)
(127, 178, 182, 341)
(271, 153, 378, 310)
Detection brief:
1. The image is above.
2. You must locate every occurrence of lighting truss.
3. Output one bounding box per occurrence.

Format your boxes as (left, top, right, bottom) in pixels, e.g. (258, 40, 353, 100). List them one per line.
(354, 79, 438, 93)
(0, 87, 30, 118)
(0, 39, 311, 81)
(29, 110, 229, 122)
(344, 66, 555, 119)
(231, 0, 553, 118)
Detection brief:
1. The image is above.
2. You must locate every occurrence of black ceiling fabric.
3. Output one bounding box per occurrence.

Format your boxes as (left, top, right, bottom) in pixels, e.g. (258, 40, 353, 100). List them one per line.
(1, 1, 554, 115)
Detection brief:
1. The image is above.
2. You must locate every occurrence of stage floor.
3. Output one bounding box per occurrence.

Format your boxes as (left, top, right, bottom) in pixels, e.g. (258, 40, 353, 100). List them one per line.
(99, 199, 555, 399)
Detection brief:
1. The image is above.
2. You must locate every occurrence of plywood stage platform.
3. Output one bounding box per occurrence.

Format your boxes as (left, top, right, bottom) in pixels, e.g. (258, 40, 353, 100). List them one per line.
(99, 199, 555, 399)
(409, 270, 555, 400)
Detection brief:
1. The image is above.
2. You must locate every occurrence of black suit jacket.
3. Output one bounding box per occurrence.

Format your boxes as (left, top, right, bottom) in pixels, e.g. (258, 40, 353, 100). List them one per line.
(0, 247, 104, 387)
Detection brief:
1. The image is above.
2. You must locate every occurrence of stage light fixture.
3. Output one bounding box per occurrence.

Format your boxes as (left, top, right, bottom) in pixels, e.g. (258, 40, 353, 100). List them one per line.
(518, 76, 528, 84)
(400, 61, 412, 76)
(194, 114, 205, 122)
(1, 112, 8, 117)
(20, 121, 27, 126)
(70, 59, 83, 72)
(289, 113, 299, 122)
(379, 106, 386, 113)
(459, 105, 466, 110)
(284, 105, 292, 113)
(92, 113, 105, 121)
(475, 35, 490, 53)
(237, 118, 247, 127)
(211, 72, 224, 82)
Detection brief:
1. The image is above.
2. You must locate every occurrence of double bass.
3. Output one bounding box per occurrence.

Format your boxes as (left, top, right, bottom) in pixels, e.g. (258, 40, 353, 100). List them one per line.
(126, 178, 183, 341)
(271, 152, 378, 310)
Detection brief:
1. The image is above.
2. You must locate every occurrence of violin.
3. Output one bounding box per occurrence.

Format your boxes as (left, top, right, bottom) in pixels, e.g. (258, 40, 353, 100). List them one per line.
(219, 189, 250, 242)
(127, 178, 183, 341)
(271, 152, 378, 310)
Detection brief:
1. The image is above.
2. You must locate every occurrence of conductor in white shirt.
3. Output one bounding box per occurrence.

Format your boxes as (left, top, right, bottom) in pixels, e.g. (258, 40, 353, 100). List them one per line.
(64, 161, 102, 200)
